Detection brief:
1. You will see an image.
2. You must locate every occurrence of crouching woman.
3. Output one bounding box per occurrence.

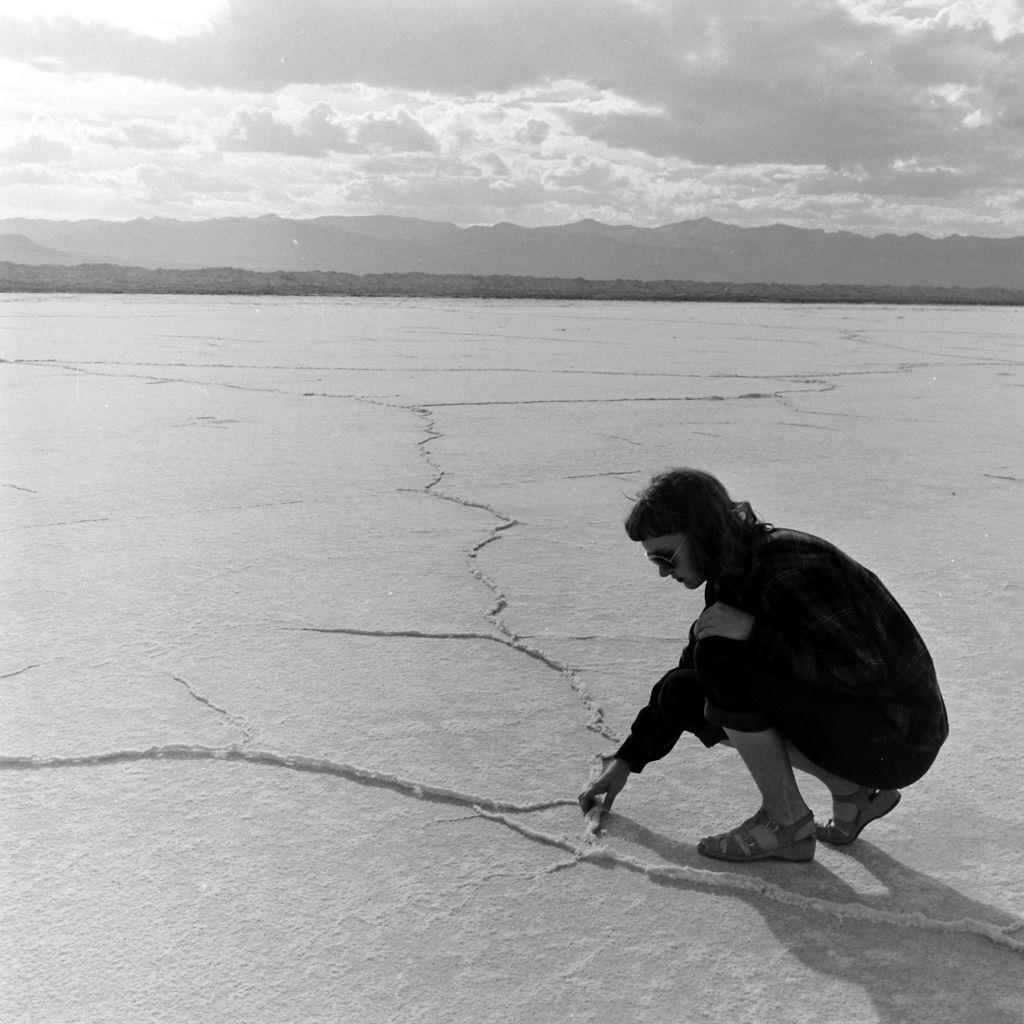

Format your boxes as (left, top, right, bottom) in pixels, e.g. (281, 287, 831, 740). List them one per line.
(578, 468, 948, 863)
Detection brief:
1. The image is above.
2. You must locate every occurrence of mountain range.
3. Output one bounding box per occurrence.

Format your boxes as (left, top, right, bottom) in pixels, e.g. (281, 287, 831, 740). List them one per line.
(2, 215, 1022, 289)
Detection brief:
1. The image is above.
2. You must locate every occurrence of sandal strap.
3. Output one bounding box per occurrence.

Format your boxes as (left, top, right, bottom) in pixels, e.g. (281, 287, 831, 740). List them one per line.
(711, 808, 811, 858)
(818, 788, 901, 845)
(831, 785, 874, 816)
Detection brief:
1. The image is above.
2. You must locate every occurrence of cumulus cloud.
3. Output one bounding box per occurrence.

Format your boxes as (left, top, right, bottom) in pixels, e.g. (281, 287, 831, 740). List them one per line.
(353, 109, 439, 152)
(838, 0, 1024, 41)
(220, 103, 438, 155)
(515, 119, 552, 146)
(221, 103, 354, 156)
(544, 154, 632, 193)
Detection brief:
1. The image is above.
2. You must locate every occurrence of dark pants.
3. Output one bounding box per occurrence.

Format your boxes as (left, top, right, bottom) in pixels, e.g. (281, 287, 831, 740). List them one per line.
(618, 638, 941, 790)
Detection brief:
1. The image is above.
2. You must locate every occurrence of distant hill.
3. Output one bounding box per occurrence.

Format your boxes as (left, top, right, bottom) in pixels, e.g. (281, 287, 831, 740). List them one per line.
(0, 233, 72, 264)
(2, 214, 1023, 289)
(3, 261, 1023, 305)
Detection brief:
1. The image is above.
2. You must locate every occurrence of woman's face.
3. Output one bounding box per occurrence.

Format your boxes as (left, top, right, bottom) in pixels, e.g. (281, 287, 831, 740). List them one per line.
(641, 532, 706, 589)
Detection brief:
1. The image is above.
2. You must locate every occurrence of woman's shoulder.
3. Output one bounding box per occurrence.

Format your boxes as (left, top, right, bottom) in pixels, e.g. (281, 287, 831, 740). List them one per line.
(755, 526, 834, 553)
(751, 527, 851, 571)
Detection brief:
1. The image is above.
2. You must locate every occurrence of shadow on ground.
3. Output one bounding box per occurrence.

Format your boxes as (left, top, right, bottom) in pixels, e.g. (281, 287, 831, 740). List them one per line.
(593, 812, 1023, 1024)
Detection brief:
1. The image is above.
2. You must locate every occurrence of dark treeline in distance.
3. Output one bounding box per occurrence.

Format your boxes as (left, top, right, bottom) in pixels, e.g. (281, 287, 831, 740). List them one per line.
(2, 261, 1023, 305)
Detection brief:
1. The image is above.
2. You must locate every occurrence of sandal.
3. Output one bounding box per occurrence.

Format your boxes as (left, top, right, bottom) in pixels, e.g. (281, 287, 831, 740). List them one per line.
(698, 808, 816, 863)
(816, 787, 901, 846)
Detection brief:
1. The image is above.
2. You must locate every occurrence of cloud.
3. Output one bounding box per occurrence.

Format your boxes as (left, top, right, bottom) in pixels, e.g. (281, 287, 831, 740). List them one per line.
(132, 163, 255, 207)
(515, 119, 552, 146)
(0, 1, 229, 40)
(1, 133, 72, 163)
(353, 109, 439, 152)
(481, 153, 510, 177)
(3, 0, 1022, 174)
(838, 0, 1024, 41)
(2, 1, 1023, 233)
(340, 154, 554, 224)
(220, 103, 438, 156)
(0, 163, 60, 186)
(0, 0, 672, 93)
(543, 154, 632, 193)
(559, 5, 1024, 169)
(221, 103, 354, 156)
(93, 121, 187, 150)
(797, 163, 981, 200)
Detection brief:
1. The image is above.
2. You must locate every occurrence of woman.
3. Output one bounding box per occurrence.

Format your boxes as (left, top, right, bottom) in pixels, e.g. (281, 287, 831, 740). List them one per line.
(578, 468, 948, 863)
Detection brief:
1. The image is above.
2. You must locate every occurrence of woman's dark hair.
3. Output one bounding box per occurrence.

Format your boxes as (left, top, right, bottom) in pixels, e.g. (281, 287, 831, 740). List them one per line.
(624, 468, 771, 579)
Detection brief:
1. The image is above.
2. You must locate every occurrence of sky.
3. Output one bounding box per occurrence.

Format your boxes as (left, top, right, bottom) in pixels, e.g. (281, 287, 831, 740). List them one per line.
(2, 0, 1024, 236)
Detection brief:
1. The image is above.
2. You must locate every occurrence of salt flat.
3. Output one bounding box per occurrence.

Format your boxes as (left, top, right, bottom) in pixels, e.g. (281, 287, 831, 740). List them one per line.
(2, 295, 1022, 1023)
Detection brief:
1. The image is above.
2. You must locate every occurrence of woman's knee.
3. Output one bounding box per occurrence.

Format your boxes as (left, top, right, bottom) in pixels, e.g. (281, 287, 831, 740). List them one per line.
(693, 638, 776, 729)
(653, 667, 701, 716)
(693, 636, 750, 684)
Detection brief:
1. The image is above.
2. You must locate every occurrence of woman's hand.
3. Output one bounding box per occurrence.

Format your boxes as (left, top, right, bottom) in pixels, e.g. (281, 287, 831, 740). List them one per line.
(695, 602, 755, 642)
(578, 756, 631, 814)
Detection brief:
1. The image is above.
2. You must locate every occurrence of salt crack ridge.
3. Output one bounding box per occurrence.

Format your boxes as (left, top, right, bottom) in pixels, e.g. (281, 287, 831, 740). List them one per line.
(301, 399, 617, 743)
(4, 741, 1020, 954)
(0, 744, 572, 815)
(410, 403, 617, 742)
(473, 807, 1024, 955)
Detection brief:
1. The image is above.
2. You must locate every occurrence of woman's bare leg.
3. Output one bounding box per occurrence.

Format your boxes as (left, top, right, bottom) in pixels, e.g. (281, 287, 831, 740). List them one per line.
(724, 726, 812, 827)
(784, 742, 857, 791)
(721, 731, 865, 827)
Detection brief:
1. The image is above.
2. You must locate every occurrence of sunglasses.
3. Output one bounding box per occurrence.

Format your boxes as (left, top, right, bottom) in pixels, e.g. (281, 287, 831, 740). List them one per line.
(645, 541, 686, 570)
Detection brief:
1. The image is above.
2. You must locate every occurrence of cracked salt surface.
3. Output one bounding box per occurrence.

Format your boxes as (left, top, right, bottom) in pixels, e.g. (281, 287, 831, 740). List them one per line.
(2, 296, 1023, 1024)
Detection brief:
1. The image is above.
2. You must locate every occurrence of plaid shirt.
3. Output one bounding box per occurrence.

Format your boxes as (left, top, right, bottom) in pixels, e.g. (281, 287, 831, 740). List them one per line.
(682, 528, 947, 750)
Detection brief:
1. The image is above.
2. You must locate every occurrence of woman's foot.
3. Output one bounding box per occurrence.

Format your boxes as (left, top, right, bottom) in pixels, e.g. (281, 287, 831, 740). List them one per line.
(698, 808, 816, 862)
(816, 787, 901, 845)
